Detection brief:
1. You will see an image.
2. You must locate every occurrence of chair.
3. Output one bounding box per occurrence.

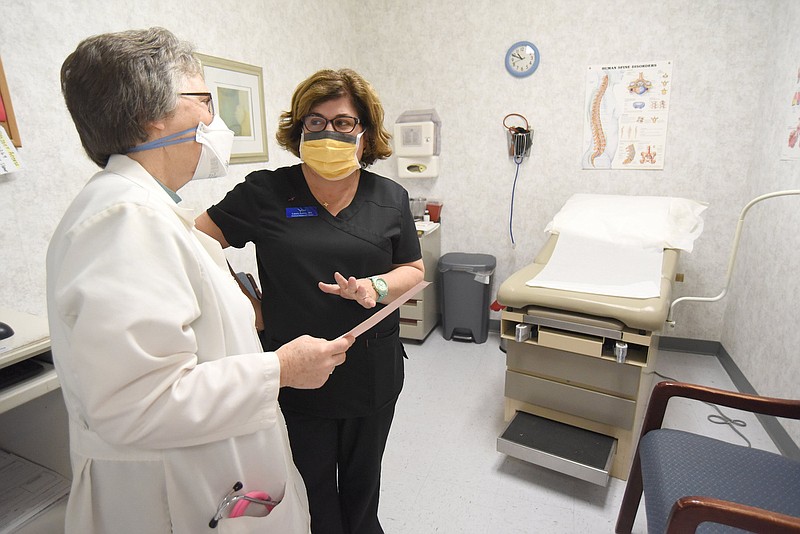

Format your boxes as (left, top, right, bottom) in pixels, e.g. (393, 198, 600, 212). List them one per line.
(616, 380, 800, 534)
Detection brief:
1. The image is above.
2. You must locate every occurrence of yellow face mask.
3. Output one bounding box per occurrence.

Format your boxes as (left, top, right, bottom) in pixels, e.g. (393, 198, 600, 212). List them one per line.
(300, 131, 363, 180)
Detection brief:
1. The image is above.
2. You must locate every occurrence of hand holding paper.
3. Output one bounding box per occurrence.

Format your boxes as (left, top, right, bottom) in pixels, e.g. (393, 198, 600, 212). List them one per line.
(341, 280, 430, 339)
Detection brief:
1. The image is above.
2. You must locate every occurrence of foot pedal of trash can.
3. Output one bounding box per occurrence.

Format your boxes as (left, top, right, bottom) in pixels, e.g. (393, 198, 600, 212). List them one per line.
(450, 328, 477, 342)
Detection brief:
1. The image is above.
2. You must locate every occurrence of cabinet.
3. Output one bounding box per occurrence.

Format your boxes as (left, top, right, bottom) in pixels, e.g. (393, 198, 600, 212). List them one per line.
(0, 308, 69, 532)
(399, 222, 441, 341)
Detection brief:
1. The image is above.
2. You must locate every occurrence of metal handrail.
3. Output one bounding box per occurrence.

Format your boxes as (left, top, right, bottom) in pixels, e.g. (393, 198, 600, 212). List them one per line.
(666, 190, 800, 327)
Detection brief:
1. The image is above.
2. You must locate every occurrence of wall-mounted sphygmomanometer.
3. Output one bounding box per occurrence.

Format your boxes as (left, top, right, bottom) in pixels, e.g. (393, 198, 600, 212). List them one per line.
(503, 113, 533, 163)
(394, 109, 441, 178)
(503, 113, 534, 248)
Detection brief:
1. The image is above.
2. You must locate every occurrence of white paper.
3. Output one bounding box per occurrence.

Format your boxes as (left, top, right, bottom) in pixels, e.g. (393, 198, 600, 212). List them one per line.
(0, 126, 23, 175)
(341, 280, 430, 339)
(0, 450, 70, 533)
(527, 233, 663, 299)
(544, 194, 706, 252)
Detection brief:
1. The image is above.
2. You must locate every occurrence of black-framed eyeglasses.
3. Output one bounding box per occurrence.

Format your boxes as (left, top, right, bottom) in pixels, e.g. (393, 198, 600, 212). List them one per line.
(180, 92, 214, 115)
(301, 114, 361, 133)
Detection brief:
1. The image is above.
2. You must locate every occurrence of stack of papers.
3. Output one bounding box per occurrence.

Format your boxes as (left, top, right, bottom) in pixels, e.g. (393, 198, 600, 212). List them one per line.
(0, 450, 70, 533)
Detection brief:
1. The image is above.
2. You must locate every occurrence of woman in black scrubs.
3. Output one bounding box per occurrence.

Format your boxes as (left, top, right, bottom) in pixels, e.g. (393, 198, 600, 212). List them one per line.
(196, 68, 423, 534)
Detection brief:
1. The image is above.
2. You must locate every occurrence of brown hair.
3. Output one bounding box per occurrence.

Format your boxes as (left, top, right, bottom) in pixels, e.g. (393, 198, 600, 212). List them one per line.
(276, 69, 392, 166)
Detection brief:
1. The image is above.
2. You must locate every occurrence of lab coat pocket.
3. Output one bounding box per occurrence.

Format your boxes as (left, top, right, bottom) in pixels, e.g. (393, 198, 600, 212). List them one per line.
(217, 499, 305, 533)
(217, 515, 270, 534)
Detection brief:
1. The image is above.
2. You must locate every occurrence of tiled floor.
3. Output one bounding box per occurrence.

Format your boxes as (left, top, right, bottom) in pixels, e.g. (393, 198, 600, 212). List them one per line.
(378, 329, 778, 533)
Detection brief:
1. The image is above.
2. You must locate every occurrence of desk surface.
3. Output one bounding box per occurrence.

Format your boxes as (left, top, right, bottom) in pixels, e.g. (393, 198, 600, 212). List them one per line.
(0, 307, 50, 367)
(0, 307, 56, 415)
(0, 309, 67, 533)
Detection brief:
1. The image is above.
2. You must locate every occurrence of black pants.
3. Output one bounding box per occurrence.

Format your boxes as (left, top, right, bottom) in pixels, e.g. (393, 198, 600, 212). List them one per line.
(283, 399, 397, 534)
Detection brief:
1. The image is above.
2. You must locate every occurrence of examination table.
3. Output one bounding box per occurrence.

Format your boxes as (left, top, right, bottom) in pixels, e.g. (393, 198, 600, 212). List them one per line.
(496, 233, 680, 486)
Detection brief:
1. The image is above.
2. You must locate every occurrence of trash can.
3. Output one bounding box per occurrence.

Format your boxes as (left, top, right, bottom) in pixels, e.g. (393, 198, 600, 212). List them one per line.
(438, 252, 496, 343)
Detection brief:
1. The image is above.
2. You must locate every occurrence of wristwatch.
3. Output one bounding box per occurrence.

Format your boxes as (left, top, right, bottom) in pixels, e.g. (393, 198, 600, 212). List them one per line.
(369, 276, 389, 303)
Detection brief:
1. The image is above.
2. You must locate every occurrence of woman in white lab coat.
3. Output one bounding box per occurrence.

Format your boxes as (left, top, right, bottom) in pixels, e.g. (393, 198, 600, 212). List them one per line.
(47, 27, 352, 533)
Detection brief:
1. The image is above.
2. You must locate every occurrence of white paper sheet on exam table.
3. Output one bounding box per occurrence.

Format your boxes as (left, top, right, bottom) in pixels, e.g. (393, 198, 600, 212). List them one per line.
(0, 450, 70, 534)
(526, 232, 664, 299)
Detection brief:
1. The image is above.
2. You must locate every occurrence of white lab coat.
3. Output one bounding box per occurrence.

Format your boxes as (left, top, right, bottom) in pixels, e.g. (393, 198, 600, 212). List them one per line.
(46, 155, 310, 533)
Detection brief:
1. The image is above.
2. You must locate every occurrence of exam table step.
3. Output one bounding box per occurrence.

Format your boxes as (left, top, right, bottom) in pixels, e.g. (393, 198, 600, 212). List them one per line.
(497, 411, 616, 487)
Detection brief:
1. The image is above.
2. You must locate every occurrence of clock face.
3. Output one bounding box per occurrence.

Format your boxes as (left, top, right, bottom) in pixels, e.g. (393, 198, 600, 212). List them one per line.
(506, 41, 540, 77)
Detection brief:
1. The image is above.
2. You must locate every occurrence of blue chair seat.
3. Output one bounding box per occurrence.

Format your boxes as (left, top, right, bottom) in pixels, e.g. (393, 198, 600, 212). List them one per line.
(640, 429, 800, 534)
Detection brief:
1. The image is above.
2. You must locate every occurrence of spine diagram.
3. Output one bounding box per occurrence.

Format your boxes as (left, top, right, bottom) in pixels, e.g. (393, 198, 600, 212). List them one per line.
(589, 75, 609, 167)
(622, 144, 635, 164)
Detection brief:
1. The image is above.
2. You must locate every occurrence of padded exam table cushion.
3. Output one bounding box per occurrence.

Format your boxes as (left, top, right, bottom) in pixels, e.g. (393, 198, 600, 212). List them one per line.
(498, 234, 679, 332)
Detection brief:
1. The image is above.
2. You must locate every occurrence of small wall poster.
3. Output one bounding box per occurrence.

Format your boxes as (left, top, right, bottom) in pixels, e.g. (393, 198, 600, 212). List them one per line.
(781, 65, 800, 161)
(583, 60, 673, 170)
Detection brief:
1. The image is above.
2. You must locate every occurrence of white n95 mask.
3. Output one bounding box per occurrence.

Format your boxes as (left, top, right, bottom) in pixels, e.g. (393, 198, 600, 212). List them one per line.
(127, 114, 235, 180)
(300, 130, 363, 181)
(192, 114, 235, 180)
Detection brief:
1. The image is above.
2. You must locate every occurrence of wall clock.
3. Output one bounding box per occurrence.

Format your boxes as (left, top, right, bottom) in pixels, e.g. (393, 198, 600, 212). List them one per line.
(505, 41, 540, 78)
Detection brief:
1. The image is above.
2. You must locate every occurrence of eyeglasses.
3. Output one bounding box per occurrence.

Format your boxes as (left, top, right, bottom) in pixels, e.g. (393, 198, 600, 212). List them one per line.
(301, 114, 361, 133)
(180, 92, 214, 115)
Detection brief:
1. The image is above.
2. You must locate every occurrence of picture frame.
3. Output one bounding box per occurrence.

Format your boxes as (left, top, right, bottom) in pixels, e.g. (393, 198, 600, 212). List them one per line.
(0, 57, 22, 148)
(195, 53, 268, 164)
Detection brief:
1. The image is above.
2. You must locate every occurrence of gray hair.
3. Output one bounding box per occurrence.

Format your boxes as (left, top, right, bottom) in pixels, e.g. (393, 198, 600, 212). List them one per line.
(60, 27, 201, 167)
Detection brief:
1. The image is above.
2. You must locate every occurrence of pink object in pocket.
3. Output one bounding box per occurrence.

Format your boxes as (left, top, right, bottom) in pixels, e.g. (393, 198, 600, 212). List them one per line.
(228, 491, 278, 518)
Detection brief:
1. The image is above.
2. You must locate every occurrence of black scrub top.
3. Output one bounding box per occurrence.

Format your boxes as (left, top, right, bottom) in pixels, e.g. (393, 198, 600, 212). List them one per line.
(207, 164, 421, 417)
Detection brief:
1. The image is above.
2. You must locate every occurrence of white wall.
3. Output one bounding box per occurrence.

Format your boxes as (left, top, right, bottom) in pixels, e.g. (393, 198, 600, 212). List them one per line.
(719, 1, 800, 444)
(2, 1, 798, 441)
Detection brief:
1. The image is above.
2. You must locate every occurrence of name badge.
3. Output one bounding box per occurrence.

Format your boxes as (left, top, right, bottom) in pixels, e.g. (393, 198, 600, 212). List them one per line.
(286, 206, 319, 218)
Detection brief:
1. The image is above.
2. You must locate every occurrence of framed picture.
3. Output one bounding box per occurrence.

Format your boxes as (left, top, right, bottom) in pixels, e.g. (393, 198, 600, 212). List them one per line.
(0, 57, 22, 148)
(195, 53, 268, 163)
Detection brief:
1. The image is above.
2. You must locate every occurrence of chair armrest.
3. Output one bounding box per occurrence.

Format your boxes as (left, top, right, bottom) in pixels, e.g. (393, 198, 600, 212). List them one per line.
(641, 381, 800, 438)
(666, 496, 800, 534)
(615, 381, 800, 534)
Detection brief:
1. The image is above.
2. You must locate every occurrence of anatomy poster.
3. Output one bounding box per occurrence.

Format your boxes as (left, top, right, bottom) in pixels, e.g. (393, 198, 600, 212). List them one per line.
(780, 65, 800, 160)
(0, 125, 23, 174)
(582, 61, 673, 170)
